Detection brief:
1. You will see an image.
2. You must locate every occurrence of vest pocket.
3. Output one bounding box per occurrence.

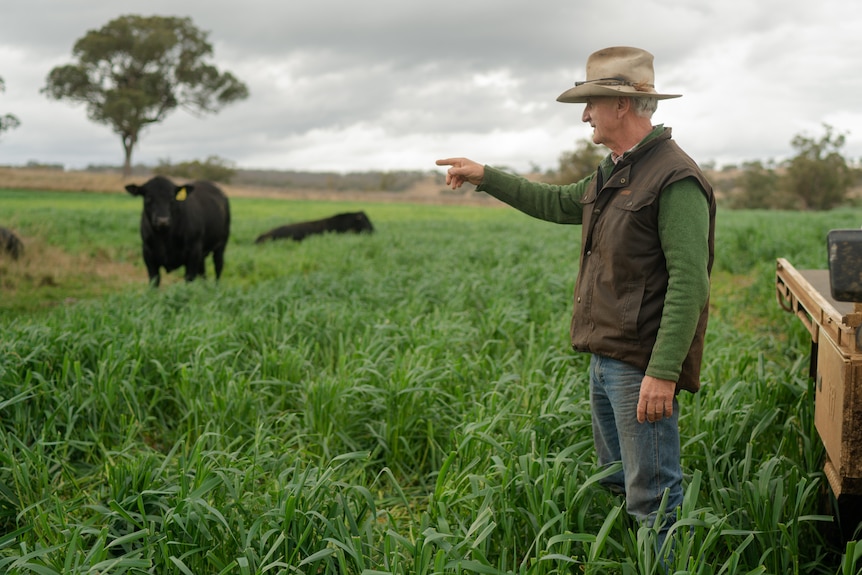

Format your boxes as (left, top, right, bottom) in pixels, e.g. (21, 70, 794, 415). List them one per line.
(611, 190, 656, 212)
(616, 280, 646, 340)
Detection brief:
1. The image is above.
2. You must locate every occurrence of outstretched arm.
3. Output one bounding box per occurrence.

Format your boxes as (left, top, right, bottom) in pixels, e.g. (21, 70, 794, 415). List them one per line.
(436, 157, 485, 189)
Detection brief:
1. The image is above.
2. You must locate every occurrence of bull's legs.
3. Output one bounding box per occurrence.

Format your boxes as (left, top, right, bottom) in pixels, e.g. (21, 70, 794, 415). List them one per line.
(185, 265, 202, 282)
(213, 244, 226, 280)
(143, 249, 161, 287)
(184, 237, 212, 282)
(185, 247, 204, 282)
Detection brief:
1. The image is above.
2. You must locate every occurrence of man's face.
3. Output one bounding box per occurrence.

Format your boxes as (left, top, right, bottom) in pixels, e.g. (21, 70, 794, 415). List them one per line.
(581, 97, 618, 148)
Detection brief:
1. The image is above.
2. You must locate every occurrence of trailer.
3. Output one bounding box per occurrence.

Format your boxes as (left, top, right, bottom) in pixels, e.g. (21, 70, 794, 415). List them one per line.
(775, 251, 862, 541)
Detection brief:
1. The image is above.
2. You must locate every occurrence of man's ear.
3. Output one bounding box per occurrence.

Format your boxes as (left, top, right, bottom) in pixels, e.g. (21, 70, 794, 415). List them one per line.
(616, 96, 632, 117)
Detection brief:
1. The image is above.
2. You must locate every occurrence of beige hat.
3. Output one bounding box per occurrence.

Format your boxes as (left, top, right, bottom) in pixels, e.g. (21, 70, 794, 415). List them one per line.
(556, 46, 681, 103)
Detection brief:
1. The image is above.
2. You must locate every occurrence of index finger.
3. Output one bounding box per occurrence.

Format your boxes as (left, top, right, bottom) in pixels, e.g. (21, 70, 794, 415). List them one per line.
(435, 158, 461, 168)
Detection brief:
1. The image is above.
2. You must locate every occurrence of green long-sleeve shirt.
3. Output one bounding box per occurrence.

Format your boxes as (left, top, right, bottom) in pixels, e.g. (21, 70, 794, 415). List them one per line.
(477, 145, 711, 383)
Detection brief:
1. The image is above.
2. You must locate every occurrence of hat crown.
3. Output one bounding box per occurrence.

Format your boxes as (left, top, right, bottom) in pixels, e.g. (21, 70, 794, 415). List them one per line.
(556, 45, 680, 103)
(586, 47, 655, 86)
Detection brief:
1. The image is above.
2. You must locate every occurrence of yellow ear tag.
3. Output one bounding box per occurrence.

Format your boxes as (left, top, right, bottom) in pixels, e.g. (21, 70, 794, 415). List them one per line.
(176, 187, 187, 201)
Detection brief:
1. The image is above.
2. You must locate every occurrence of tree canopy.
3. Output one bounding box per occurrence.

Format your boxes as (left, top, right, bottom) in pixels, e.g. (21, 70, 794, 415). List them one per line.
(550, 138, 605, 184)
(783, 124, 855, 211)
(42, 15, 249, 176)
(0, 76, 21, 137)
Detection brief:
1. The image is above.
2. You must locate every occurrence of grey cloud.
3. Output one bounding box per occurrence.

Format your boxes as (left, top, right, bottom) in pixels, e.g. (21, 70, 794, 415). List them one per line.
(2, 0, 862, 172)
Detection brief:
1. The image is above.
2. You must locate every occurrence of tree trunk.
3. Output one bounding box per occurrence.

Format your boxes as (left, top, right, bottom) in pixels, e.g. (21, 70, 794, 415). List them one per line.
(122, 132, 136, 178)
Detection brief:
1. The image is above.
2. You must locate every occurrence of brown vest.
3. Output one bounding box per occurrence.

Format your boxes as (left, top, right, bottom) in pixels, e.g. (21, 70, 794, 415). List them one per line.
(570, 128, 716, 393)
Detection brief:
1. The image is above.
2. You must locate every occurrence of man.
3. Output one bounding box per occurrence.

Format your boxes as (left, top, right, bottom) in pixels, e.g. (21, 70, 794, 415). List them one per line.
(437, 46, 715, 551)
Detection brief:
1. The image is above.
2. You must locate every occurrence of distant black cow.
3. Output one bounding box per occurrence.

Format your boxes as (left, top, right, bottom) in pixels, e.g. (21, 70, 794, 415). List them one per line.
(255, 211, 374, 244)
(126, 176, 231, 287)
(0, 227, 23, 260)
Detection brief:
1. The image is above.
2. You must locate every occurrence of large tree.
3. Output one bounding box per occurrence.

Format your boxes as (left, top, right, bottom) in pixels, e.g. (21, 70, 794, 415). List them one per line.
(0, 76, 21, 136)
(783, 123, 855, 211)
(42, 15, 249, 176)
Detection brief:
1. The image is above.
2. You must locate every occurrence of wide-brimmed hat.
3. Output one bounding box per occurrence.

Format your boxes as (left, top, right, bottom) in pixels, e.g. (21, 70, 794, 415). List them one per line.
(556, 46, 681, 103)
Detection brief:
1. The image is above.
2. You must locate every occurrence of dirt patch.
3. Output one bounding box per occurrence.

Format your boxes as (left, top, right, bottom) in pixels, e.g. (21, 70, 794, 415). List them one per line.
(0, 235, 146, 314)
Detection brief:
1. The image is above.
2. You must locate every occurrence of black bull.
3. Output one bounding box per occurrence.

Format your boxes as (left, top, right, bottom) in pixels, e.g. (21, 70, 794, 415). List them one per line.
(254, 211, 374, 243)
(126, 176, 231, 286)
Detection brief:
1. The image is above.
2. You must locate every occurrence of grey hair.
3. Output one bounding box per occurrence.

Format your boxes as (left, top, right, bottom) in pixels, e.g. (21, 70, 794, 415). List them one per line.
(632, 96, 658, 118)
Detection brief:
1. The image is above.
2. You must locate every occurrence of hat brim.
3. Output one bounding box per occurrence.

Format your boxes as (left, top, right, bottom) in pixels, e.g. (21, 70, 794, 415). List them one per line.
(556, 84, 681, 103)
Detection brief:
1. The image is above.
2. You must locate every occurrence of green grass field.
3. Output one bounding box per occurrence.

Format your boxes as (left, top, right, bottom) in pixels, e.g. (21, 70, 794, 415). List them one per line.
(0, 188, 861, 574)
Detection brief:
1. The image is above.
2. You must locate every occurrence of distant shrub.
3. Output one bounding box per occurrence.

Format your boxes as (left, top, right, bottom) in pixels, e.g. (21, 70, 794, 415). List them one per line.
(546, 138, 605, 184)
(25, 161, 64, 171)
(156, 155, 237, 183)
(728, 160, 788, 210)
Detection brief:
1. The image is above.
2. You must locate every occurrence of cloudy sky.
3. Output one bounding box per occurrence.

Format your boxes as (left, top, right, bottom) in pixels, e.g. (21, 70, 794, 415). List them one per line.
(1, 0, 861, 174)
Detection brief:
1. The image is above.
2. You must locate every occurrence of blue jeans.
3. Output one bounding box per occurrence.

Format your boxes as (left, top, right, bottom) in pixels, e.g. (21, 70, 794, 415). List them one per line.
(589, 354, 683, 539)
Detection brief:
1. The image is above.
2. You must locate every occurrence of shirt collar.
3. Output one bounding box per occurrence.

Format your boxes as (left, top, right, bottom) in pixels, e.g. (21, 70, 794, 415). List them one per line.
(611, 124, 665, 164)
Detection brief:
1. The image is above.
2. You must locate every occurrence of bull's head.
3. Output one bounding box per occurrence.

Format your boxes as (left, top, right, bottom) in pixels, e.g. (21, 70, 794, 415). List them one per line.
(126, 176, 194, 231)
(354, 211, 374, 233)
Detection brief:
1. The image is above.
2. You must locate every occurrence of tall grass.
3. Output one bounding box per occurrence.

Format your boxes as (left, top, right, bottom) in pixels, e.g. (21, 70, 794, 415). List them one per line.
(0, 190, 860, 573)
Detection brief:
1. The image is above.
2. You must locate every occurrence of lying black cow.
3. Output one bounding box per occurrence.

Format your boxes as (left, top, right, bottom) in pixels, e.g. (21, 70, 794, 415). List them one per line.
(126, 176, 231, 287)
(0, 227, 23, 260)
(255, 211, 374, 243)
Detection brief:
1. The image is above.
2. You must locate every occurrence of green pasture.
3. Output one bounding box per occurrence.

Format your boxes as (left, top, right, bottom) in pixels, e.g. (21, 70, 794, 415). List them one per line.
(0, 188, 861, 574)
